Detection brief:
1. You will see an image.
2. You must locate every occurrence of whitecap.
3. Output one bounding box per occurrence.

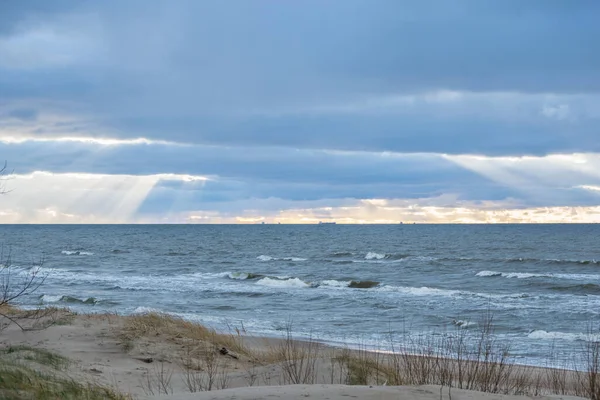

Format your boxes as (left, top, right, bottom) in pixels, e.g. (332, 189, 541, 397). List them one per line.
(320, 280, 351, 288)
(61, 250, 94, 256)
(256, 277, 310, 288)
(257, 255, 306, 262)
(476, 271, 502, 277)
(365, 252, 386, 260)
(476, 270, 600, 281)
(412, 256, 438, 262)
(378, 285, 462, 297)
(40, 294, 63, 303)
(527, 330, 600, 342)
(453, 320, 477, 327)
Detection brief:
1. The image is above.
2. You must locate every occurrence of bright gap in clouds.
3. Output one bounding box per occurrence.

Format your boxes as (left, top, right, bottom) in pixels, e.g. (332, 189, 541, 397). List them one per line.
(0, 135, 185, 147)
(1, 149, 600, 223)
(0, 172, 208, 223)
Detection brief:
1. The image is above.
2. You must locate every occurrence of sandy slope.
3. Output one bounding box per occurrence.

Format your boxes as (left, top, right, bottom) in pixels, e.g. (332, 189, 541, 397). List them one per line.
(0, 312, 588, 400)
(151, 384, 584, 400)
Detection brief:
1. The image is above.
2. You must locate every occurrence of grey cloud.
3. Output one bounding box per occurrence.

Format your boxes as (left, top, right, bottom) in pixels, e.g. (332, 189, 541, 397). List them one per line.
(1, 1, 599, 156)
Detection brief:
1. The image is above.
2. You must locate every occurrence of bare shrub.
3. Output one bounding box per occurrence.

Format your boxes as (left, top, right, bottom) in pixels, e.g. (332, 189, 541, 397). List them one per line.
(575, 326, 600, 400)
(0, 247, 49, 331)
(179, 338, 231, 392)
(141, 361, 173, 396)
(272, 322, 321, 384)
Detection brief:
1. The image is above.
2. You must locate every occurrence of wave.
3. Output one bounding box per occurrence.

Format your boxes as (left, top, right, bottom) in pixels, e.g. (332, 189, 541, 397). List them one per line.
(363, 253, 433, 262)
(348, 280, 380, 289)
(365, 252, 386, 260)
(40, 294, 63, 303)
(111, 249, 130, 254)
(527, 330, 600, 342)
(256, 277, 311, 288)
(504, 257, 599, 265)
(61, 250, 94, 256)
(227, 272, 263, 280)
(330, 252, 354, 257)
(164, 251, 189, 256)
(378, 285, 462, 297)
(547, 283, 600, 295)
(40, 294, 112, 305)
(319, 280, 380, 289)
(257, 255, 307, 262)
(476, 270, 600, 281)
(453, 319, 477, 328)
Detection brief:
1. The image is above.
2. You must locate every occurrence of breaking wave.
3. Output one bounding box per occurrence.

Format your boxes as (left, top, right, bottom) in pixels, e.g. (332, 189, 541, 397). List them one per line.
(453, 320, 477, 328)
(378, 285, 463, 297)
(527, 330, 600, 342)
(476, 270, 600, 281)
(362, 252, 433, 262)
(61, 250, 94, 256)
(319, 280, 381, 289)
(256, 277, 311, 288)
(365, 252, 386, 260)
(505, 257, 599, 265)
(257, 255, 307, 262)
(40, 294, 113, 305)
(227, 272, 263, 280)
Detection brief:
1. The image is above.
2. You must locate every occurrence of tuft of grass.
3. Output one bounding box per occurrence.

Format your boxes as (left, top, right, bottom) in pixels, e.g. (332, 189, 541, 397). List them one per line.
(119, 312, 254, 358)
(3, 345, 70, 371)
(0, 352, 130, 399)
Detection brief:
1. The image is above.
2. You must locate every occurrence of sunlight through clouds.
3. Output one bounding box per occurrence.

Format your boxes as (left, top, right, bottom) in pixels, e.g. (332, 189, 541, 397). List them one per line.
(1, 1, 599, 223)
(0, 171, 209, 223)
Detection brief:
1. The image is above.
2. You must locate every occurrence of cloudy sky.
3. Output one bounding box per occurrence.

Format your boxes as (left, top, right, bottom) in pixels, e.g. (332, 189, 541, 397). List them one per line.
(1, 0, 600, 223)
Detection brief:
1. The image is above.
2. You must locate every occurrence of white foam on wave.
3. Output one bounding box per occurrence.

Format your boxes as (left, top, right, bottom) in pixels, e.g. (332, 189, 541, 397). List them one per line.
(476, 270, 600, 281)
(453, 320, 477, 328)
(476, 271, 502, 277)
(365, 252, 386, 260)
(378, 285, 462, 297)
(256, 277, 310, 288)
(61, 250, 94, 256)
(320, 280, 351, 288)
(527, 330, 600, 342)
(257, 255, 306, 262)
(228, 272, 250, 280)
(41, 294, 63, 303)
(412, 256, 438, 262)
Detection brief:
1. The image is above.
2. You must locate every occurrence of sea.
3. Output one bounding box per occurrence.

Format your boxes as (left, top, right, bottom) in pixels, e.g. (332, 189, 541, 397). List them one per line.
(1, 224, 599, 367)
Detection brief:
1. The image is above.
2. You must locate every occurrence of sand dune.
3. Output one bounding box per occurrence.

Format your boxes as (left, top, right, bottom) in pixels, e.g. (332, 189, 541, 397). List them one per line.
(0, 311, 591, 400)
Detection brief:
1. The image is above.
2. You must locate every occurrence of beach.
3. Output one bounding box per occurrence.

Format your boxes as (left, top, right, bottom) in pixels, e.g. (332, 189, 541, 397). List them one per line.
(0, 308, 596, 399)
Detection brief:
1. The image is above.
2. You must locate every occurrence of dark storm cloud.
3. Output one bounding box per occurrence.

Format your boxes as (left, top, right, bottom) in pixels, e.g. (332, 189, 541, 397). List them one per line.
(0, 1, 599, 155)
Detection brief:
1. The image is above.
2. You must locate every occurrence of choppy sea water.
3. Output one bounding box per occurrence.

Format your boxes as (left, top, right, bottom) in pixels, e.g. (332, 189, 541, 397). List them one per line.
(1, 224, 599, 366)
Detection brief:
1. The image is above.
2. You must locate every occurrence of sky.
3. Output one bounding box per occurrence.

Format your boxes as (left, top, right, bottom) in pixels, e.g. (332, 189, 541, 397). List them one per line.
(1, 0, 600, 224)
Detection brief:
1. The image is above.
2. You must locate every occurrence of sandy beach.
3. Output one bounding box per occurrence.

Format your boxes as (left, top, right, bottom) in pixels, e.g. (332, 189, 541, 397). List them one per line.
(0, 309, 593, 399)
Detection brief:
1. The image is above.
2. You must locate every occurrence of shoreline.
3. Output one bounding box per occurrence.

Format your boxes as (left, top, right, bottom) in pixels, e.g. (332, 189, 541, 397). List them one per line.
(0, 308, 597, 399)
(17, 301, 586, 371)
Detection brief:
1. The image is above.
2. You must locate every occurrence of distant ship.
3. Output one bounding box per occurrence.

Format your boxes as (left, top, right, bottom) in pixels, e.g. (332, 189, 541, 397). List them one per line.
(318, 221, 336, 225)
